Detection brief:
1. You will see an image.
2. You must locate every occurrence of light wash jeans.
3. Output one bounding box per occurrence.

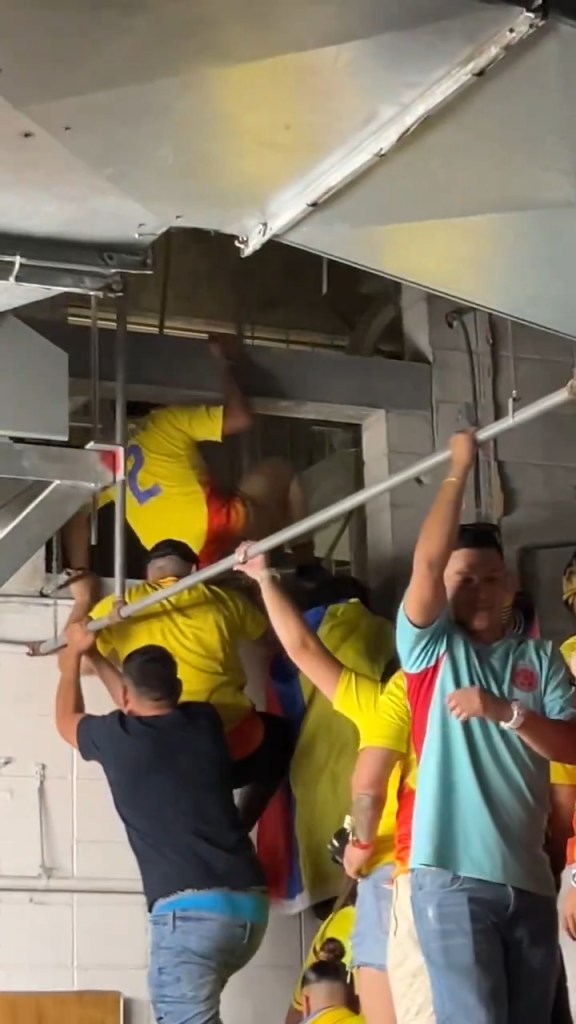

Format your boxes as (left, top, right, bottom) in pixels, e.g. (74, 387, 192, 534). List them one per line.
(411, 868, 558, 1024)
(148, 897, 268, 1024)
(351, 862, 395, 970)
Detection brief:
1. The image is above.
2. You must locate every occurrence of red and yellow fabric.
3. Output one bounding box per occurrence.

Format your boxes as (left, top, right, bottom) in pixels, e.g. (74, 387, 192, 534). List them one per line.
(90, 578, 266, 759)
(304, 1010, 364, 1024)
(292, 905, 356, 1012)
(556, 634, 576, 863)
(548, 636, 576, 786)
(99, 405, 246, 566)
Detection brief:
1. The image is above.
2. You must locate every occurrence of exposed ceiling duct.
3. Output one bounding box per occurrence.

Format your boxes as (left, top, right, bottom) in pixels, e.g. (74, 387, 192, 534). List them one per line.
(284, 13, 576, 340)
(0, 0, 552, 329)
(0, 316, 114, 587)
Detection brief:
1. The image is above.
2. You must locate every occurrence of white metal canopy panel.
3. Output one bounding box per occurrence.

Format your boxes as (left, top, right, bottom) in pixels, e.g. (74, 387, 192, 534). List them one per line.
(285, 19, 576, 339)
(0, 2, 528, 246)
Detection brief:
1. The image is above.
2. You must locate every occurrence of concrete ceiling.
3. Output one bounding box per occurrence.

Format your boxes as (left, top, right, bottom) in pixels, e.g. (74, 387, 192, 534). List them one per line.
(286, 16, 576, 340)
(0, 0, 541, 322)
(5, 2, 576, 342)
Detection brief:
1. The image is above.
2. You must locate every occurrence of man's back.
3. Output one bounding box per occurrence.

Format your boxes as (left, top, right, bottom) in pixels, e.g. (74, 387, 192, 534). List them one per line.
(122, 405, 224, 551)
(77, 701, 265, 908)
(92, 581, 266, 728)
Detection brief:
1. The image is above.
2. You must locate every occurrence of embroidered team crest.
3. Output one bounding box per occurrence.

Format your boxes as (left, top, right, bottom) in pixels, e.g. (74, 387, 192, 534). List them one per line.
(512, 664, 538, 693)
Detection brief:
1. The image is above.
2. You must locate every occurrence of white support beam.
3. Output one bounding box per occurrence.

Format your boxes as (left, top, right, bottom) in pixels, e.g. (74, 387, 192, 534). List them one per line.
(32, 320, 432, 423)
(238, 8, 542, 258)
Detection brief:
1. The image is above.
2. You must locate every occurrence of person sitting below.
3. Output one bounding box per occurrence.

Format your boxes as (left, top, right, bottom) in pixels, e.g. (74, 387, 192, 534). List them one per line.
(55, 624, 268, 1024)
(84, 538, 294, 831)
(299, 940, 364, 1024)
(286, 881, 357, 1024)
(60, 338, 315, 579)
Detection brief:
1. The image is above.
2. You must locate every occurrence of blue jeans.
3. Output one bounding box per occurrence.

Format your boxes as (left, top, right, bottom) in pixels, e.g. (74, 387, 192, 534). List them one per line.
(148, 892, 268, 1024)
(411, 868, 559, 1024)
(351, 862, 394, 970)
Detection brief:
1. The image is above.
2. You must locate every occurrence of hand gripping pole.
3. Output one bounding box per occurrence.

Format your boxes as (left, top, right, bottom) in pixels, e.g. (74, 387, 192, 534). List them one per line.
(38, 379, 576, 656)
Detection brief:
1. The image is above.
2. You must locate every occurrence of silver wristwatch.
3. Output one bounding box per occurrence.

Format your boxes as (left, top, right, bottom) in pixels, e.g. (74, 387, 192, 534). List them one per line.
(499, 699, 527, 731)
(570, 866, 576, 889)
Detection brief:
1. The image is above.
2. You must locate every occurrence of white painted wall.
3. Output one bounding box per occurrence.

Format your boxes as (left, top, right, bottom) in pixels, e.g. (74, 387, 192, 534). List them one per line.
(0, 600, 312, 1024)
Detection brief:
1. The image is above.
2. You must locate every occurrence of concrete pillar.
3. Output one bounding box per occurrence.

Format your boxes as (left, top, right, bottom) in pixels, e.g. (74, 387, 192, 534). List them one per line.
(360, 407, 439, 612)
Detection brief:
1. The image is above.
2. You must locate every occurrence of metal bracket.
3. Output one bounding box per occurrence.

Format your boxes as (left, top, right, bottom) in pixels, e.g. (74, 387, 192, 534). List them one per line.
(34, 762, 51, 880)
(0, 440, 120, 487)
(0, 234, 153, 296)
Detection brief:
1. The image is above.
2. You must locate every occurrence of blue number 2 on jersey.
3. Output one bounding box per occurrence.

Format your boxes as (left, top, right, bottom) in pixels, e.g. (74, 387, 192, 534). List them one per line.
(126, 444, 162, 506)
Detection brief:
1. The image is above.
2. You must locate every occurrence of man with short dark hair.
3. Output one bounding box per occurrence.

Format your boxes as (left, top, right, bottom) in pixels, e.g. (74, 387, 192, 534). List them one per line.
(55, 623, 268, 1024)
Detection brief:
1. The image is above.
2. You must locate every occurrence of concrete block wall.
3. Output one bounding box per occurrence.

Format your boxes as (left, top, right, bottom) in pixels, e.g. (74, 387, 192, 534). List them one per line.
(0, 600, 308, 1024)
(428, 296, 576, 643)
(367, 294, 576, 640)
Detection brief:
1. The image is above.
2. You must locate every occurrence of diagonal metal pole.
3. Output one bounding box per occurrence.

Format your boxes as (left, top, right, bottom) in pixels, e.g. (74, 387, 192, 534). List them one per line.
(38, 379, 576, 655)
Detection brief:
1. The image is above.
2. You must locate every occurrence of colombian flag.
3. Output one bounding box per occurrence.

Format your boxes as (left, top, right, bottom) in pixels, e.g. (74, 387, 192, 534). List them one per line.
(257, 600, 395, 913)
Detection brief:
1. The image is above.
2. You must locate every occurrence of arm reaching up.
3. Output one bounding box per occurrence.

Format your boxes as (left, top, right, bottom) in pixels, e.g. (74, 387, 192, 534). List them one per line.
(234, 543, 342, 700)
(55, 623, 94, 747)
(210, 338, 252, 436)
(85, 648, 126, 709)
(404, 431, 476, 629)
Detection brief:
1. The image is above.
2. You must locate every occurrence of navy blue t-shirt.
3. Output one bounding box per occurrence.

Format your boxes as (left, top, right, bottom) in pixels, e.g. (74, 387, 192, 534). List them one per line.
(77, 701, 265, 908)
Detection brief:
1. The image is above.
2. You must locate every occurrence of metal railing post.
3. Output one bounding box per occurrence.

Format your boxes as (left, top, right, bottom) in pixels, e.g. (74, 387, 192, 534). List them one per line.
(113, 295, 128, 600)
(89, 294, 100, 547)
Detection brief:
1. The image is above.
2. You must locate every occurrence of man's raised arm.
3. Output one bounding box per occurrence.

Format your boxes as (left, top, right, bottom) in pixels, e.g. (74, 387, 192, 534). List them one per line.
(55, 624, 92, 748)
(211, 339, 252, 436)
(404, 431, 476, 628)
(234, 544, 342, 701)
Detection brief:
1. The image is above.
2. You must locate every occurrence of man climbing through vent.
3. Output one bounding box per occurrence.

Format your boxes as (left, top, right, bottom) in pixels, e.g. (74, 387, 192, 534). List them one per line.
(55, 621, 268, 1024)
(68, 538, 295, 832)
(60, 336, 316, 579)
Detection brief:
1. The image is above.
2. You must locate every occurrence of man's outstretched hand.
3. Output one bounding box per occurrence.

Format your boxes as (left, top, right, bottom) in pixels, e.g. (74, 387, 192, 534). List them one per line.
(209, 334, 242, 365)
(449, 429, 477, 478)
(233, 542, 268, 581)
(64, 621, 96, 655)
